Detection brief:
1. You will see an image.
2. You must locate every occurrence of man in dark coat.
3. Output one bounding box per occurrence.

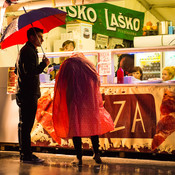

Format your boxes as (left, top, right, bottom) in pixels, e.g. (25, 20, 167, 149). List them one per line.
(15, 27, 50, 163)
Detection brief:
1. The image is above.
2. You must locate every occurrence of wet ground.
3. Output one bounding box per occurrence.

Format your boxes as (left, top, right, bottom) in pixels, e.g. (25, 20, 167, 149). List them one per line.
(0, 151, 175, 175)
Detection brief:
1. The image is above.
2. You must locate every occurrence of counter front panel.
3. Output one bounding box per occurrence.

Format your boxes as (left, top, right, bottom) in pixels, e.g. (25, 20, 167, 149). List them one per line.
(30, 84, 175, 154)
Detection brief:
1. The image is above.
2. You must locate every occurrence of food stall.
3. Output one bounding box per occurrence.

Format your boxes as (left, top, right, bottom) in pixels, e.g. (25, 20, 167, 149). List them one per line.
(0, 1, 175, 158)
(32, 46, 175, 154)
(17, 46, 175, 155)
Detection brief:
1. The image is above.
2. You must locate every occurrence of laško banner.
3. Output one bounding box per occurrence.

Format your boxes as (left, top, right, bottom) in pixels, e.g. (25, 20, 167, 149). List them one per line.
(58, 3, 145, 40)
(31, 84, 175, 155)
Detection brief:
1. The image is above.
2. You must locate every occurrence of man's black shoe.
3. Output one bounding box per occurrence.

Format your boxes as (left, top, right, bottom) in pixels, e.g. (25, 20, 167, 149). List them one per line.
(21, 154, 44, 164)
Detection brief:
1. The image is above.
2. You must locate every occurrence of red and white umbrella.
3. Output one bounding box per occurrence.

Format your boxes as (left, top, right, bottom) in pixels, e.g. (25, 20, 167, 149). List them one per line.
(0, 7, 67, 49)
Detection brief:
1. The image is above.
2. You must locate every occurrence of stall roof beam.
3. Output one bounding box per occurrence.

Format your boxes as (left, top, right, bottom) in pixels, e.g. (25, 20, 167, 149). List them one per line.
(137, 0, 166, 21)
(151, 3, 175, 8)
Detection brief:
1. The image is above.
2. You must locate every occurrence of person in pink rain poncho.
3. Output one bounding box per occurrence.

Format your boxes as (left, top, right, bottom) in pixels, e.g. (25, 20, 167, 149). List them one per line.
(53, 53, 114, 165)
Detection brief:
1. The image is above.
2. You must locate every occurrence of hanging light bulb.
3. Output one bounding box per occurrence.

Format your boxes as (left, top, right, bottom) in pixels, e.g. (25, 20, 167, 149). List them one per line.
(0, 8, 6, 34)
(71, 0, 76, 5)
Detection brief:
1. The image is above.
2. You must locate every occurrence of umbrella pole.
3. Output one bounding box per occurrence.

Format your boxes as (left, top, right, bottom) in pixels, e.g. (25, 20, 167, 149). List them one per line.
(23, 7, 46, 56)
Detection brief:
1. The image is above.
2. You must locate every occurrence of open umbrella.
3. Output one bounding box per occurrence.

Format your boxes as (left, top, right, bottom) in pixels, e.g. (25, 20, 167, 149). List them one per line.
(0, 7, 67, 50)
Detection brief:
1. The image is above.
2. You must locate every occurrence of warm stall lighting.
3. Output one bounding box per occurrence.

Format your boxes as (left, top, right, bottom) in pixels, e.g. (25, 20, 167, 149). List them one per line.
(38, 45, 175, 58)
(52, 0, 56, 7)
(72, 0, 76, 5)
(0, 8, 6, 34)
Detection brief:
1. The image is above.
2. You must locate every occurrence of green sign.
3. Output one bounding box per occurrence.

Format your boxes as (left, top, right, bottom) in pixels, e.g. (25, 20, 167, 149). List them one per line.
(58, 3, 145, 40)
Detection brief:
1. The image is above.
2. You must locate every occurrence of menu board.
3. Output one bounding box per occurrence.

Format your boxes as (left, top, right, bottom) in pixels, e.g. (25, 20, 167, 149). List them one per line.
(135, 52, 162, 80)
(95, 34, 109, 49)
(164, 51, 175, 67)
(7, 67, 17, 94)
(98, 52, 111, 75)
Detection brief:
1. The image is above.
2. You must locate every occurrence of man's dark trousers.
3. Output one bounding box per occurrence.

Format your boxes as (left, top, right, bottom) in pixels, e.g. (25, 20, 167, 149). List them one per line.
(16, 94, 38, 159)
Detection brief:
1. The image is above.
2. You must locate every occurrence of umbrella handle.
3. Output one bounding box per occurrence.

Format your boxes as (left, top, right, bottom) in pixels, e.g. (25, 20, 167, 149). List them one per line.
(23, 6, 45, 56)
(23, 7, 27, 13)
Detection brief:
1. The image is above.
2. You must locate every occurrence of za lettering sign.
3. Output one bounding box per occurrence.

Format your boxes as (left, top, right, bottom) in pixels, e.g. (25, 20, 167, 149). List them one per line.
(103, 94, 156, 138)
(59, 3, 144, 40)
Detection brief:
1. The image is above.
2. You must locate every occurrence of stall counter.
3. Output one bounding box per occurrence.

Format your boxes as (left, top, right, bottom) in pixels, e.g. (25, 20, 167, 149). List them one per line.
(30, 82, 175, 155)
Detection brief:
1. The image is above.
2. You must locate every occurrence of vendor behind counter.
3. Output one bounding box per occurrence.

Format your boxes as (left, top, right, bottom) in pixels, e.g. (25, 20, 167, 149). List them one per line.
(60, 40, 76, 64)
(115, 54, 134, 77)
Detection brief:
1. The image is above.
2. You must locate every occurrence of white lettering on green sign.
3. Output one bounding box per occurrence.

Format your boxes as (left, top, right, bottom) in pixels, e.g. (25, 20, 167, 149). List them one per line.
(86, 7, 97, 22)
(68, 6, 77, 18)
(59, 6, 141, 33)
(105, 9, 140, 32)
(77, 6, 87, 20)
(59, 6, 97, 23)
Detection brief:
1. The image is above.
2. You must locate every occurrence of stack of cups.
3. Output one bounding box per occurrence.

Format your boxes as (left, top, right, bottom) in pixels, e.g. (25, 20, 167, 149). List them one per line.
(158, 21, 168, 35)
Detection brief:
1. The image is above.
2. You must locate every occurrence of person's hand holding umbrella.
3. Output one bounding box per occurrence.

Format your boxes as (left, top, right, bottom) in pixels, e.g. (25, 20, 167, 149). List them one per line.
(42, 55, 50, 67)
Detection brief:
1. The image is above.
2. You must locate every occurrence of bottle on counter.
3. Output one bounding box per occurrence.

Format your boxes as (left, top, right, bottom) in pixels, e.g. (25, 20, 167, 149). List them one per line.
(117, 67, 124, 84)
(168, 21, 174, 35)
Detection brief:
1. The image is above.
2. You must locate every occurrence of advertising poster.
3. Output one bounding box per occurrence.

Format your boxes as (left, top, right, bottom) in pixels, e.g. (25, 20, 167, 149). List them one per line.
(97, 51, 111, 75)
(59, 3, 145, 40)
(31, 85, 175, 155)
(7, 67, 17, 94)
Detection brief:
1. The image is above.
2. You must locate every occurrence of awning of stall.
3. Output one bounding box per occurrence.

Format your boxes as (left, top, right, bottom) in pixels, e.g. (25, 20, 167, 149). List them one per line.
(1, 0, 174, 24)
(1, 0, 174, 37)
(0, 0, 174, 43)
(136, 0, 175, 25)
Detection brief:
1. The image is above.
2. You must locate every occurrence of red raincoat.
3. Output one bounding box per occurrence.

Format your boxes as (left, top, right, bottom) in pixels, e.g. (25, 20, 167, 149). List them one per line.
(53, 55, 114, 138)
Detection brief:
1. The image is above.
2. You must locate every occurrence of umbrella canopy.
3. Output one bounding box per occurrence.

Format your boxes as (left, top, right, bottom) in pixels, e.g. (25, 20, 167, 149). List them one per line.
(0, 7, 67, 49)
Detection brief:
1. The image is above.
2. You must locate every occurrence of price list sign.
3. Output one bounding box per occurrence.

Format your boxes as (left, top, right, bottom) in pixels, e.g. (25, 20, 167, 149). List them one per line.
(98, 52, 111, 75)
